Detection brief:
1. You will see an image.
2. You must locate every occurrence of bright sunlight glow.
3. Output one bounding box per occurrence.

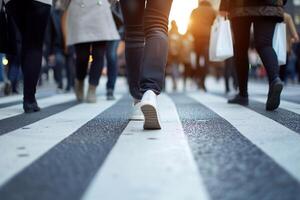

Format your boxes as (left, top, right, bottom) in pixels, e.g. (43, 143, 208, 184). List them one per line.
(169, 0, 198, 34)
(169, 0, 220, 34)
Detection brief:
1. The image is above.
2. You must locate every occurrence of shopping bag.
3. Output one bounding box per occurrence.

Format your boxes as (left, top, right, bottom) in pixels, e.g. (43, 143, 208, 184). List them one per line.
(209, 17, 234, 62)
(273, 23, 287, 66)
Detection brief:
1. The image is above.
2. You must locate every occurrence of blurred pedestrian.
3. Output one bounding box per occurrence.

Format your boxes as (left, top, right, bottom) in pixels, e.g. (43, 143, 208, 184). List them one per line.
(5, 0, 51, 113)
(220, 0, 288, 111)
(224, 57, 238, 94)
(120, 0, 173, 129)
(45, 6, 65, 92)
(6, 54, 21, 94)
(168, 20, 181, 91)
(65, 0, 120, 103)
(189, 0, 217, 92)
(279, 13, 299, 83)
(106, 1, 124, 100)
(180, 32, 195, 90)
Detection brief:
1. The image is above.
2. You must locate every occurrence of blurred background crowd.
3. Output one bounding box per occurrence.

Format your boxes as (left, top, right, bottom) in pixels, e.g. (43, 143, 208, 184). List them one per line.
(0, 0, 299, 97)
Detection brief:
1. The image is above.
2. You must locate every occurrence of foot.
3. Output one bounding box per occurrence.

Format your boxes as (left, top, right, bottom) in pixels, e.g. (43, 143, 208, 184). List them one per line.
(129, 100, 144, 121)
(228, 94, 249, 106)
(86, 84, 97, 103)
(266, 78, 283, 111)
(75, 80, 84, 102)
(106, 89, 116, 101)
(23, 101, 41, 113)
(140, 90, 161, 130)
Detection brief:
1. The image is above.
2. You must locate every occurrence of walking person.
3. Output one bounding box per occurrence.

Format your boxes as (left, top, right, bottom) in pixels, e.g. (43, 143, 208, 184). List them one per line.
(4, 0, 51, 113)
(220, 0, 289, 111)
(189, 0, 217, 92)
(106, 1, 124, 100)
(120, 0, 173, 129)
(64, 0, 120, 103)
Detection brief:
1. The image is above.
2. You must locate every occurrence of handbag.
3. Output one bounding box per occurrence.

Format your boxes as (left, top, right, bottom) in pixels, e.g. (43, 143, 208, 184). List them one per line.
(209, 16, 234, 62)
(273, 22, 287, 66)
(0, 0, 18, 55)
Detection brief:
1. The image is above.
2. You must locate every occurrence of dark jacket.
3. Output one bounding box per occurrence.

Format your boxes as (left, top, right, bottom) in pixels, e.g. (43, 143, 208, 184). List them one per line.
(220, 0, 287, 19)
(189, 1, 217, 42)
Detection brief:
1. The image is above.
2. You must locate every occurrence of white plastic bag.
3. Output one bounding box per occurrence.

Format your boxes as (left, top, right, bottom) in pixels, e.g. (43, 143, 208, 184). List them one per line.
(209, 17, 234, 62)
(273, 23, 287, 66)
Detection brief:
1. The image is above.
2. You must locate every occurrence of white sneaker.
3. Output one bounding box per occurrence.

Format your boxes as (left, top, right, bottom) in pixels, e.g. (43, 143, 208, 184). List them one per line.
(140, 90, 161, 130)
(129, 101, 144, 121)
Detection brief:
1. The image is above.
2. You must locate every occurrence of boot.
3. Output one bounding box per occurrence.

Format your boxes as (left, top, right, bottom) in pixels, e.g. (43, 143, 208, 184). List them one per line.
(75, 80, 84, 102)
(228, 94, 249, 106)
(86, 84, 97, 103)
(266, 78, 283, 111)
(106, 89, 115, 101)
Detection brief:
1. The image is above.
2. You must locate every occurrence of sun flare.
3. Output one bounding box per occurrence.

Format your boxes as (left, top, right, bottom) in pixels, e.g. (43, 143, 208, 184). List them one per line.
(169, 0, 220, 34)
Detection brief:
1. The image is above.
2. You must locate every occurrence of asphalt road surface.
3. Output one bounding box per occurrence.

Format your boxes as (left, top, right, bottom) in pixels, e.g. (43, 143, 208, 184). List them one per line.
(0, 78, 299, 200)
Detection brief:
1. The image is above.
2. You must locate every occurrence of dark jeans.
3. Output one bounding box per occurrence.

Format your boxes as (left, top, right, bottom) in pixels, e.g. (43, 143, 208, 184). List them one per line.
(106, 40, 119, 91)
(232, 17, 280, 97)
(75, 41, 106, 86)
(120, 0, 173, 100)
(224, 57, 238, 92)
(6, 0, 51, 102)
(52, 52, 65, 89)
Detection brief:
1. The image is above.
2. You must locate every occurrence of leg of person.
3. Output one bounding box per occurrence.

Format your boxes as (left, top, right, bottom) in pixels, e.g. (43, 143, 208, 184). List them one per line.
(55, 52, 65, 91)
(201, 45, 209, 92)
(254, 18, 283, 111)
(139, 0, 173, 130)
(8, 0, 51, 113)
(75, 43, 91, 102)
(224, 59, 231, 93)
(120, 0, 145, 101)
(65, 46, 76, 91)
(228, 17, 251, 105)
(120, 0, 146, 121)
(86, 41, 106, 103)
(106, 40, 120, 100)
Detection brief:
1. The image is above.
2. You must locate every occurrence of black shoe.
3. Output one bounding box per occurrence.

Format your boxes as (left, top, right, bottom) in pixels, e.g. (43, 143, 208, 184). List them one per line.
(23, 101, 41, 113)
(266, 78, 283, 111)
(106, 89, 115, 101)
(228, 94, 249, 106)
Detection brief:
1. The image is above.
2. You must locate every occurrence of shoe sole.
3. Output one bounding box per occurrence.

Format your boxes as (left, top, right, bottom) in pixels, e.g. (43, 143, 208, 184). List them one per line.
(141, 104, 161, 130)
(266, 83, 283, 111)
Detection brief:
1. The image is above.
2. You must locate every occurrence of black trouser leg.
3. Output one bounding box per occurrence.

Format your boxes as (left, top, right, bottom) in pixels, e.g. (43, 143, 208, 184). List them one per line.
(7, 0, 50, 102)
(75, 43, 90, 82)
(253, 19, 279, 84)
(232, 18, 251, 97)
(89, 42, 106, 86)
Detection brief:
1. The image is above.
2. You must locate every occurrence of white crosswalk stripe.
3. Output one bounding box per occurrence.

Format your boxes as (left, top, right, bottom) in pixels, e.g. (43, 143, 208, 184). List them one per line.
(253, 97, 300, 115)
(0, 94, 75, 120)
(0, 95, 23, 105)
(189, 92, 300, 182)
(82, 94, 210, 200)
(0, 79, 300, 199)
(0, 96, 121, 186)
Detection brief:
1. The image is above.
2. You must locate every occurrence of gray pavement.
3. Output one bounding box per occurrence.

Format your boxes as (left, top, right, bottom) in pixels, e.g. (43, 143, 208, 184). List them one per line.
(0, 78, 299, 200)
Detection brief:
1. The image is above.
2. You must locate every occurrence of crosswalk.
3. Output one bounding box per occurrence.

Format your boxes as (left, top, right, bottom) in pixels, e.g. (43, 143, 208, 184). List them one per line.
(0, 79, 300, 200)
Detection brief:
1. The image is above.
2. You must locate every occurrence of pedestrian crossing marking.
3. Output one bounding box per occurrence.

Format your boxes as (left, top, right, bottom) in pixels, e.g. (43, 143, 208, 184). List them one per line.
(0, 93, 75, 121)
(189, 92, 300, 182)
(0, 96, 121, 187)
(253, 97, 300, 115)
(82, 94, 210, 200)
(0, 95, 23, 105)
